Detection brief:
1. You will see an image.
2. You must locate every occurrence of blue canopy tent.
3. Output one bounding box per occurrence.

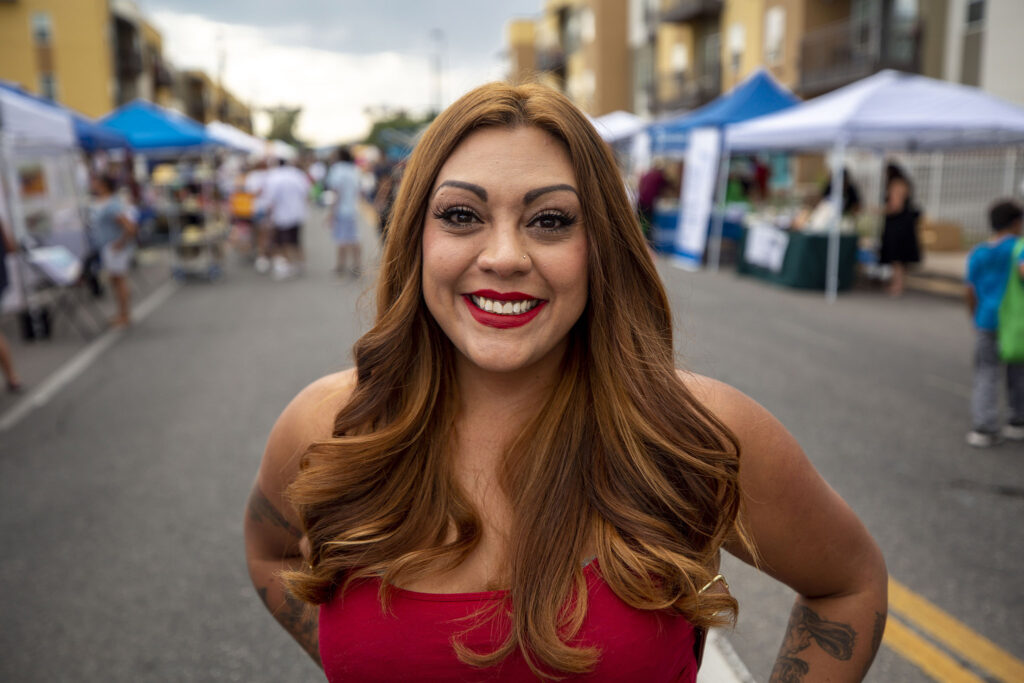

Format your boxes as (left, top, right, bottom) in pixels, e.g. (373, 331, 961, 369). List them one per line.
(644, 70, 799, 264)
(649, 69, 799, 155)
(73, 113, 130, 151)
(99, 100, 217, 154)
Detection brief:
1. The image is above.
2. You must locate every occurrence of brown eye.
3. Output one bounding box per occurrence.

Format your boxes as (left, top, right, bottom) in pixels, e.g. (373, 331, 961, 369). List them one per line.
(432, 205, 481, 227)
(529, 211, 576, 232)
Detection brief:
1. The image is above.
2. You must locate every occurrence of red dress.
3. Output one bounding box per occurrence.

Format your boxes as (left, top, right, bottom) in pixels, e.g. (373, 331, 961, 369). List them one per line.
(319, 561, 698, 682)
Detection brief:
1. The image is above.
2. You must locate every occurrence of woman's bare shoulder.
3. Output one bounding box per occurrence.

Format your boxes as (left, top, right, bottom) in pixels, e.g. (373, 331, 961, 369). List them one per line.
(675, 369, 781, 444)
(259, 369, 358, 480)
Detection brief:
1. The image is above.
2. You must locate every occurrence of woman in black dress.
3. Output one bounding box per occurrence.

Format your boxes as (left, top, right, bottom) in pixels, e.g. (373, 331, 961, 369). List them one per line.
(879, 163, 921, 296)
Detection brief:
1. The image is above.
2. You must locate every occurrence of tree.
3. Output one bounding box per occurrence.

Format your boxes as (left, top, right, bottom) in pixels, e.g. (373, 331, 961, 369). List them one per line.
(265, 105, 304, 147)
(363, 109, 435, 150)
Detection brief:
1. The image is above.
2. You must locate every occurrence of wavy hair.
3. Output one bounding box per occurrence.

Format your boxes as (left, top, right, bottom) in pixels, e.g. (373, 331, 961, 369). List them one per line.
(285, 82, 749, 677)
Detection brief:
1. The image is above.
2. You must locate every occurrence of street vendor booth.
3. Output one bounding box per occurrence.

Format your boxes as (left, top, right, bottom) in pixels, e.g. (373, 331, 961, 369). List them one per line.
(723, 69, 1024, 300)
(0, 83, 97, 334)
(645, 70, 799, 265)
(101, 101, 226, 279)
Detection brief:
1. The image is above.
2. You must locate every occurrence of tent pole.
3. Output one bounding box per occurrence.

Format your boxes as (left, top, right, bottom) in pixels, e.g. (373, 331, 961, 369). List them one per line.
(827, 139, 847, 302)
(708, 143, 731, 273)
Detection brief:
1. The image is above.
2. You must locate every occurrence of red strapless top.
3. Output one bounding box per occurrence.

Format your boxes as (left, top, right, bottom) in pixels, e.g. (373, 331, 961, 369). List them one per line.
(318, 561, 698, 682)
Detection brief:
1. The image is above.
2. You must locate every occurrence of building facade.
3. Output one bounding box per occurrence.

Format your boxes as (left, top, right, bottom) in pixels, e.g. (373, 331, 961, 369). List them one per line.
(0, 0, 251, 129)
(0, 0, 115, 117)
(511, 0, 995, 118)
(515, 0, 632, 116)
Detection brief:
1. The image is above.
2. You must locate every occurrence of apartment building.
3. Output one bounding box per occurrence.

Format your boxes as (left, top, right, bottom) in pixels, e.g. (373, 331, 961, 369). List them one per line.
(0, 0, 116, 117)
(943, 0, 1024, 107)
(753, 0, 947, 97)
(0, 0, 250, 128)
(523, 0, 632, 116)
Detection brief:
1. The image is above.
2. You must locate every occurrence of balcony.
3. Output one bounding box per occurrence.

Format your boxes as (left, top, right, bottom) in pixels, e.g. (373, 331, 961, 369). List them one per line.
(798, 15, 921, 96)
(536, 47, 566, 73)
(660, 0, 723, 24)
(657, 67, 721, 113)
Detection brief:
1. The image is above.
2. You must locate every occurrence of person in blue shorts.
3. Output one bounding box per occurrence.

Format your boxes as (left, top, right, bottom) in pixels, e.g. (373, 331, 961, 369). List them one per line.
(965, 199, 1024, 447)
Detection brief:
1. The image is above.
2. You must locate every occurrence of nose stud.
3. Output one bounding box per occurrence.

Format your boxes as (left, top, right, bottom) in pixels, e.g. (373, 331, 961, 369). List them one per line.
(521, 255, 528, 260)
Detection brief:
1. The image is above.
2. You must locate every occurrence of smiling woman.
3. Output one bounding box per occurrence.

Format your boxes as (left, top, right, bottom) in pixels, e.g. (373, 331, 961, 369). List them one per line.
(244, 82, 888, 682)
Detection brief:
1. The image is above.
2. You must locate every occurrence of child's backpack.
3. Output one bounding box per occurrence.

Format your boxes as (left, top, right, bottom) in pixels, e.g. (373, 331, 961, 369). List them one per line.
(998, 238, 1024, 362)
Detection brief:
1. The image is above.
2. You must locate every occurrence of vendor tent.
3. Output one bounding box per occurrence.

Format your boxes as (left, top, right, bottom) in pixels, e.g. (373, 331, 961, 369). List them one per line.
(0, 82, 129, 151)
(0, 83, 76, 150)
(590, 111, 646, 143)
(100, 100, 216, 152)
(73, 113, 130, 151)
(726, 69, 1024, 152)
(207, 121, 265, 157)
(650, 69, 799, 155)
(722, 69, 1024, 300)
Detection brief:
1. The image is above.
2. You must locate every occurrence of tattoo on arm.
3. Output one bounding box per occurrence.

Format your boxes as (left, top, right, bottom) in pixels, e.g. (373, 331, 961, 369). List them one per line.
(859, 610, 887, 679)
(248, 485, 302, 538)
(769, 604, 857, 683)
(255, 580, 321, 667)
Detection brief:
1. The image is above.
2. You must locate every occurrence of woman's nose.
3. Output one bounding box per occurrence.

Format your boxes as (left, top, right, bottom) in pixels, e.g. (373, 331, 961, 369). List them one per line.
(477, 222, 529, 276)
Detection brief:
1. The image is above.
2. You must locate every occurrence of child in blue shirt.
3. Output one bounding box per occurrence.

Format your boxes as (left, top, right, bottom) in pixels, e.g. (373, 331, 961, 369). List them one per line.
(965, 200, 1024, 447)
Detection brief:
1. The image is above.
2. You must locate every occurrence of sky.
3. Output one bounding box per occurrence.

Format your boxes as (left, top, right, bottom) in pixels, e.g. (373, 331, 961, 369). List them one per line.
(141, 0, 541, 145)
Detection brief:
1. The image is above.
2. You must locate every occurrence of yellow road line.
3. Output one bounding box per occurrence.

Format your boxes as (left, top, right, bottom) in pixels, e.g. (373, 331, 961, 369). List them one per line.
(883, 617, 985, 683)
(889, 578, 1024, 682)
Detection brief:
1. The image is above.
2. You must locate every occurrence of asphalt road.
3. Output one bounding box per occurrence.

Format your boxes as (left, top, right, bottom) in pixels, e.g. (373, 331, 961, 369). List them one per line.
(1, 208, 1020, 681)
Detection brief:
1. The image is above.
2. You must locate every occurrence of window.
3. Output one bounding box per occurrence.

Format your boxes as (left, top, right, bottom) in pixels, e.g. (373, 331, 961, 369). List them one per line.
(728, 24, 745, 74)
(764, 7, 785, 65)
(31, 12, 53, 46)
(39, 73, 57, 101)
(966, 0, 985, 27)
(671, 43, 689, 73)
(580, 8, 595, 44)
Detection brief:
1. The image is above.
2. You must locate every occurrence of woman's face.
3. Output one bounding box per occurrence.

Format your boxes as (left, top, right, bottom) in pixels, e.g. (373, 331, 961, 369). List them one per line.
(422, 125, 588, 376)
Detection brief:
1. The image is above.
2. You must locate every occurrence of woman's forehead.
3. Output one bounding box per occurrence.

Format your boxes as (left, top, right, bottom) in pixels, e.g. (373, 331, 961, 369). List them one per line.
(432, 126, 575, 193)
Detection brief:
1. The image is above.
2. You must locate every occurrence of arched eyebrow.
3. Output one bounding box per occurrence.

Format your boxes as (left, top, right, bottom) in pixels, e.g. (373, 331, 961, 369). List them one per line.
(523, 184, 578, 205)
(434, 180, 487, 201)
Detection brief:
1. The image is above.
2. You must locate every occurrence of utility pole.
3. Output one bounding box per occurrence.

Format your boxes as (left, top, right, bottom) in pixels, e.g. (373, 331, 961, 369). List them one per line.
(430, 28, 444, 116)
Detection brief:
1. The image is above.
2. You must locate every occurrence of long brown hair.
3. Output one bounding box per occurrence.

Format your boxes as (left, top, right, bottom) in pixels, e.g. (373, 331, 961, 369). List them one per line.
(285, 82, 747, 677)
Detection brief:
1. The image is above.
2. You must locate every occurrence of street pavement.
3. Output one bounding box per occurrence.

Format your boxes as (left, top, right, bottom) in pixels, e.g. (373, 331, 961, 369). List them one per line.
(1, 207, 1021, 681)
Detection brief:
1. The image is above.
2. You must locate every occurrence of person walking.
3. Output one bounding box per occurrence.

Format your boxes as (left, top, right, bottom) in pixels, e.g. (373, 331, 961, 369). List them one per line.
(89, 175, 137, 327)
(325, 147, 363, 277)
(0, 207, 24, 392)
(879, 163, 921, 297)
(965, 199, 1024, 447)
(260, 159, 311, 280)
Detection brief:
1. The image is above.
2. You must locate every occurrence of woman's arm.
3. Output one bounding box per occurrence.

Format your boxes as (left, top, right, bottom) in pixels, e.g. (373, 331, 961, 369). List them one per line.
(244, 370, 356, 667)
(691, 375, 888, 682)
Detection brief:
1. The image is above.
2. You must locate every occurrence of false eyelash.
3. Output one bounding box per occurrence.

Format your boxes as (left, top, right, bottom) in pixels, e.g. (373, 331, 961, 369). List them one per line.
(532, 210, 578, 227)
(431, 203, 478, 222)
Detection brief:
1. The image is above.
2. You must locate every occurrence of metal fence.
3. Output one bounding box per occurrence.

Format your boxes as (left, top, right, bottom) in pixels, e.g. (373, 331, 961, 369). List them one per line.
(845, 147, 1024, 247)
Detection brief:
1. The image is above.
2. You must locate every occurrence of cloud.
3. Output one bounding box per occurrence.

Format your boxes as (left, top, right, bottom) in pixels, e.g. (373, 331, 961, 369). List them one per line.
(150, 11, 509, 145)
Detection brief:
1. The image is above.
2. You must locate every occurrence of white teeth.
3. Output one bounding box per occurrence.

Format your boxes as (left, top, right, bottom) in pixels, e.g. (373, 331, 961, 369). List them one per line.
(470, 295, 541, 316)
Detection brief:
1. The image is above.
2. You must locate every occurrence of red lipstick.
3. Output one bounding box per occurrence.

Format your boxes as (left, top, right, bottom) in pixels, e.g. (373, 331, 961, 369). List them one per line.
(464, 291, 546, 329)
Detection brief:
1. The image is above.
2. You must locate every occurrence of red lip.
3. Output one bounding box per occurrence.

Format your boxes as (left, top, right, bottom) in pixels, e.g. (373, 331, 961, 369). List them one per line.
(463, 294, 546, 329)
(469, 289, 537, 302)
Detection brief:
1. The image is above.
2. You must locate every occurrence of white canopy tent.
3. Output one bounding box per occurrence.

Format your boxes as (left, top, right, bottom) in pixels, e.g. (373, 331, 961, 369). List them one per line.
(720, 70, 1024, 300)
(206, 121, 266, 157)
(590, 111, 646, 144)
(0, 87, 86, 315)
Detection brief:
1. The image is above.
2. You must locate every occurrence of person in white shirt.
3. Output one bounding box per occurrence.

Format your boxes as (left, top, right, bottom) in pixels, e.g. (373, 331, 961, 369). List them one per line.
(260, 159, 311, 279)
(325, 147, 363, 276)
